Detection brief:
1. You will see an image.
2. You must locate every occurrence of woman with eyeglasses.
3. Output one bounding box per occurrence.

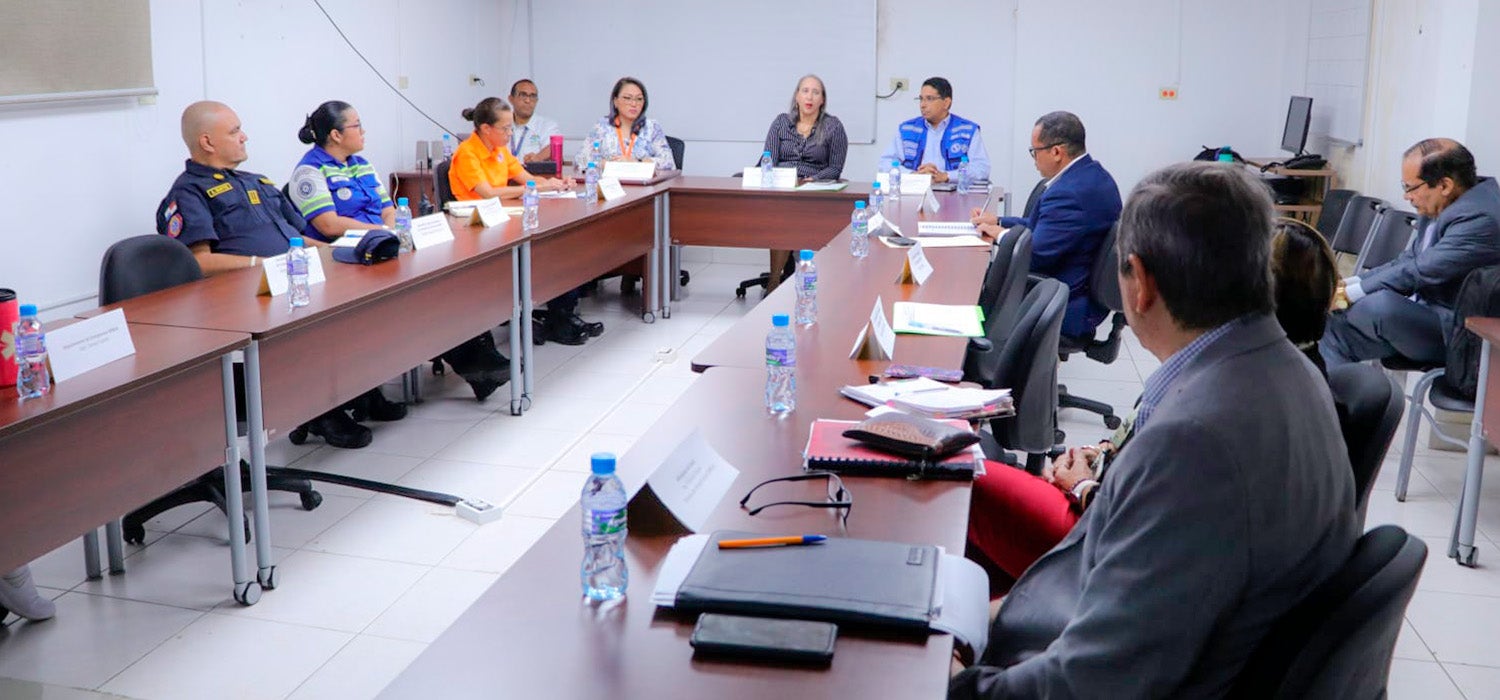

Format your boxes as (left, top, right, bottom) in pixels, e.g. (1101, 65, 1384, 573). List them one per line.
(288, 100, 394, 243)
(575, 77, 676, 171)
(762, 74, 847, 182)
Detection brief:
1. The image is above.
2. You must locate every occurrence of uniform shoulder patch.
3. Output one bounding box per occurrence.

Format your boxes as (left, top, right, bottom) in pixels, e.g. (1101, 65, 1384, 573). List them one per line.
(167, 214, 184, 238)
(259, 177, 276, 185)
(212, 173, 226, 180)
(206, 182, 233, 198)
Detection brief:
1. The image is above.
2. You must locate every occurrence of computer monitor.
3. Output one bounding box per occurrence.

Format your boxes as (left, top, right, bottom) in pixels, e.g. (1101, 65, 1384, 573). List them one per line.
(1281, 96, 1313, 156)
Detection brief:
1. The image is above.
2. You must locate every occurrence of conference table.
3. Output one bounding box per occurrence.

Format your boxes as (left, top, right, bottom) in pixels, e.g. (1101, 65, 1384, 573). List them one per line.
(383, 187, 1002, 697)
(0, 323, 251, 595)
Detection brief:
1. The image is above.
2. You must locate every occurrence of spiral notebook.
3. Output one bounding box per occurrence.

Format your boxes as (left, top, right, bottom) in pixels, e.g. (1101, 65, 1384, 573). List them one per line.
(803, 419, 982, 480)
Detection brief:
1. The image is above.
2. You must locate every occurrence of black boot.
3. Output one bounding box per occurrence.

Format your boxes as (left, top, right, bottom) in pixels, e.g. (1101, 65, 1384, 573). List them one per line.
(301, 409, 373, 449)
(441, 335, 509, 402)
(542, 310, 587, 345)
(568, 311, 604, 337)
(350, 388, 406, 422)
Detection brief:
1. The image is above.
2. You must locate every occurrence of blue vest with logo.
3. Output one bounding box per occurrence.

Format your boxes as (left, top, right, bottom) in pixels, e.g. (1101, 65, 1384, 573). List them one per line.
(292, 146, 390, 239)
(898, 114, 978, 171)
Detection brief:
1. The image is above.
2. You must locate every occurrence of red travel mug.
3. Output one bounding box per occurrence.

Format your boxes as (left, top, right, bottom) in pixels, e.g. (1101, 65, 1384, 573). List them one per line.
(0, 289, 18, 387)
(550, 135, 564, 169)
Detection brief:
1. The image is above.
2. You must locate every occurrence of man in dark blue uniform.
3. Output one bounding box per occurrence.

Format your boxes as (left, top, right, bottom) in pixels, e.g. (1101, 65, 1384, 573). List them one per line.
(156, 101, 398, 448)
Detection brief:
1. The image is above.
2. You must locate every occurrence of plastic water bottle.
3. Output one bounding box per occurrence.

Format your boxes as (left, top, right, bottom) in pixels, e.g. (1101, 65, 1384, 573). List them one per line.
(584, 161, 599, 201)
(287, 237, 311, 309)
(14, 304, 50, 400)
(581, 452, 628, 601)
(794, 250, 817, 326)
(581, 140, 601, 177)
(760, 150, 775, 188)
(765, 314, 796, 414)
(957, 156, 973, 194)
(441, 133, 454, 162)
(870, 181, 885, 214)
(850, 200, 870, 259)
(522, 181, 540, 231)
(394, 197, 413, 252)
(889, 160, 903, 201)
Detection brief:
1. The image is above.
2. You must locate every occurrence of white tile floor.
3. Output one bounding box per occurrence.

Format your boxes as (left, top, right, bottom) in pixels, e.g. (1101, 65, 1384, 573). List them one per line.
(1, 259, 1496, 698)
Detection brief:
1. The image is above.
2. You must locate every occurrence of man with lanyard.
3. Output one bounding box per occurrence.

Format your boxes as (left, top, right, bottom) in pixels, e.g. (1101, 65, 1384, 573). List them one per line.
(507, 79, 560, 165)
(878, 76, 991, 183)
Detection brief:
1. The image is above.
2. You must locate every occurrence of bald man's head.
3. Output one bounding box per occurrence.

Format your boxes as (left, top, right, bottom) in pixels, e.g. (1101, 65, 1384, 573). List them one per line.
(180, 101, 248, 169)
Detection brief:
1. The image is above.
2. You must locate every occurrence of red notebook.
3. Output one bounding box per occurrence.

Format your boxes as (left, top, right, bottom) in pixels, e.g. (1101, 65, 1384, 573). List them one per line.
(802, 419, 981, 481)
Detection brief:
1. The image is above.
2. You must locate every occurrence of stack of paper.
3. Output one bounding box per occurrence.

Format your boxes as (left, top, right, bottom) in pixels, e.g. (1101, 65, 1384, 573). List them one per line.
(917, 221, 979, 236)
(796, 181, 848, 192)
(892, 302, 985, 337)
(840, 376, 951, 407)
(841, 378, 1014, 420)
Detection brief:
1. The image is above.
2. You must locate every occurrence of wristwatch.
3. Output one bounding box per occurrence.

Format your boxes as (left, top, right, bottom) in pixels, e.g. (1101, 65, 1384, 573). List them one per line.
(1067, 479, 1099, 511)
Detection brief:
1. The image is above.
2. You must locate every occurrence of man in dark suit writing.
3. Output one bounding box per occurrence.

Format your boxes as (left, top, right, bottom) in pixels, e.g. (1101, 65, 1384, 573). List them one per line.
(972, 112, 1121, 337)
(1321, 138, 1500, 367)
(950, 162, 1357, 698)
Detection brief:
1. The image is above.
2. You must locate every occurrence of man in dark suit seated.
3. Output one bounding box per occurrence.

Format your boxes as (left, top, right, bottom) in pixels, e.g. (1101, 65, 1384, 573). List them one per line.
(971, 111, 1121, 337)
(950, 162, 1358, 698)
(1321, 138, 1500, 367)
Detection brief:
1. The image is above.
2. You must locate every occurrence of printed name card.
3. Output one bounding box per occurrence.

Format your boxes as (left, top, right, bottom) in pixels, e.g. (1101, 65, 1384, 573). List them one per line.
(259, 248, 327, 297)
(896, 243, 934, 285)
(739, 167, 799, 189)
(636, 430, 741, 533)
(868, 212, 903, 237)
(876, 171, 933, 196)
(601, 160, 656, 182)
(922, 188, 942, 215)
(410, 213, 455, 250)
(598, 177, 627, 202)
(468, 197, 508, 228)
(47, 309, 136, 383)
(849, 295, 896, 361)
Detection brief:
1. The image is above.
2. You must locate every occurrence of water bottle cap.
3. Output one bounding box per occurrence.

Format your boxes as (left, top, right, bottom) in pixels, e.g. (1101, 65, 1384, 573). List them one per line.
(443, 134, 451, 140)
(289, 237, 305, 248)
(800, 249, 814, 261)
(588, 161, 596, 168)
(18, 304, 37, 316)
(961, 156, 970, 163)
(854, 200, 866, 209)
(397, 197, 409, 207)
(590, 452, 617, 474)
(872, 181, 881, 189)
(593, 141, 601, 146)
(526, 181, 536, 187)
(771, 314, 790, 327)
(763, 151, 772, 157)
(892, 160, 900, 166)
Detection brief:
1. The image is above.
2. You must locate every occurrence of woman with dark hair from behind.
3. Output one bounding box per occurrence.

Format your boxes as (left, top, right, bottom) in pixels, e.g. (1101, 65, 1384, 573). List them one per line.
(1271, 217, 1340, 376)
(575, 77, 676, 171)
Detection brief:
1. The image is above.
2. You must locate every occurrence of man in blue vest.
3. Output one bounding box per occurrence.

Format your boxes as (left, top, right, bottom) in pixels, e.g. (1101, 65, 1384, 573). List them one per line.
(878, 77, 990, 183)
(973, 111, 1121, 338)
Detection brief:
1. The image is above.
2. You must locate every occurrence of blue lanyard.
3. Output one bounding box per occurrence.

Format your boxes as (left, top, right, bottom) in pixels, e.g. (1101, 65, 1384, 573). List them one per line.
(511, 125, 527, 154)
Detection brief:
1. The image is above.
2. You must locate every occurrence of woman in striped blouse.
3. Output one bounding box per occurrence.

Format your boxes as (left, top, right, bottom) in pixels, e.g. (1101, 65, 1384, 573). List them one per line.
(762, 74, 848, 182)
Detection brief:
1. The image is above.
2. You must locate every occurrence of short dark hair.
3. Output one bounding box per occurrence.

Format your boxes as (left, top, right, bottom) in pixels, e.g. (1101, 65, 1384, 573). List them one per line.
(461, 97, 510, 129)
(1117, 162, 1275, 330)
(922, 77, 952, 100)
(509, 79, 535, 97)
(609, 76, 649, 135)
(1405, 138, 1478, 190)
(298, 100, 353, 147)
(1271, 218, 1337, 345)
(1035, 111, 1086, 157)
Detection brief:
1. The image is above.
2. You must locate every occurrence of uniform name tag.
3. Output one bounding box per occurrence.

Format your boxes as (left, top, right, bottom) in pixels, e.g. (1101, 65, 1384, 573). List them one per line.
(206, 183, 233, 198)
(247, 190, 261, 205)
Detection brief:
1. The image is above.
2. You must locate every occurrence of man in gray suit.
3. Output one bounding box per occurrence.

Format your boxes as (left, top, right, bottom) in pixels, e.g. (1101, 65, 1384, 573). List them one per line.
(949, 162, 1358, 698)
(1321, 138, 1500, 367)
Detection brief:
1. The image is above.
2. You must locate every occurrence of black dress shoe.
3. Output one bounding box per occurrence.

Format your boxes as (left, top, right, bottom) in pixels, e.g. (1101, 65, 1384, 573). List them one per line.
(302, 410, 372, 449)
(542, 318, 587, 345)
(474, 331, 511, 369)
(442, 337, 510, 401)
(569, 312, 604, 337)
(620, 275, 639, 295)
(351, 388, 406, 422)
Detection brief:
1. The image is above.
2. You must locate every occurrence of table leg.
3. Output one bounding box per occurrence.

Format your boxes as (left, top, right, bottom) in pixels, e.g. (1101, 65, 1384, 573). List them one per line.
(242, 341, 277, 591)
(82, 529, 102, 580)
(511, 246, 529, 416)
(660, 192, 672, 320)
(221, 355, 259, 604)
(1452, 339, 1491, 567)
(520, 243, 535, 409)
(105, 521, 125, 574)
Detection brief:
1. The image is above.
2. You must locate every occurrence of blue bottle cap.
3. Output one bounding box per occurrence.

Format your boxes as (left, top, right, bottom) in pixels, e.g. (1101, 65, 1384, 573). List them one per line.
(591, 452, 617, 474)
(18, 304, 36, 316)
(526, 180, 536, 187)
(588, 161, 596, 168)
(772, 314, 790, 327)
(961, 156, 970, 162)
(289, 237, 304, 248)
(800, 249, 814, 261)
(872, 181, 881, 189)
(892, 160, 900, 166)
(854, 200, 866, 209)
(397, 197, 409, 207)
(763, 151, 772, 157)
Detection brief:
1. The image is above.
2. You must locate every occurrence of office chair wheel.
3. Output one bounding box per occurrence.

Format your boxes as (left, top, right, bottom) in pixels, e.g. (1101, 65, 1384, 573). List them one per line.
(258, 565, 279, 590)
(736, 287, 747, 299)
(1103, 415, 1122, 430)
(431, 359, 446, 376)
(300, 491, 323, 511)
(1456, 545, 1479, 568)
(233, 581, 262, 606)
(642, 311, 656, 324)
(123, 523, 147, 545)
(680, 270, 691, 286)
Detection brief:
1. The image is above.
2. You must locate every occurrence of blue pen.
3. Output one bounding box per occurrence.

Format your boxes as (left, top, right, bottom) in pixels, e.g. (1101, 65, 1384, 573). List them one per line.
(718, 534, 828, 549)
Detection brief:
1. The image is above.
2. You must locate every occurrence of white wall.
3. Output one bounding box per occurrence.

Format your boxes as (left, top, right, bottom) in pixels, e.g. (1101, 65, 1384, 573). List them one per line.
(0, 0, 500, 319)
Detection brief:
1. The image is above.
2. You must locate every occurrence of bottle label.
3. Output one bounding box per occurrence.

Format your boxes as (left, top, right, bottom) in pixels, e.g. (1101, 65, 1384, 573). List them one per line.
(17, 334, 44, 355)
(766, 347, 795, 368)
(589, 507, 626, 535)
(801, 272, 817, 293)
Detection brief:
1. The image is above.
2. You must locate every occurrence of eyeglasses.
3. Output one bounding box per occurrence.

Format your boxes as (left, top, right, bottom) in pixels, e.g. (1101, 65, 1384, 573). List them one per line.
(340, 122, 363, 132)
(740, 472, 851, 527)
(617, 95, 645, 104)
(513, 91, 538, 100)
(916, 95, 946, 104)
(1401, 180, 1430, 194)
(1028, 142, 1065, 157)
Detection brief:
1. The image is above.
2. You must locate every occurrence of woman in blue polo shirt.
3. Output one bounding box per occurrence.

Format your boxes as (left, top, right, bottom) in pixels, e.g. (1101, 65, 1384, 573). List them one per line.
(289, 101, 509, 402)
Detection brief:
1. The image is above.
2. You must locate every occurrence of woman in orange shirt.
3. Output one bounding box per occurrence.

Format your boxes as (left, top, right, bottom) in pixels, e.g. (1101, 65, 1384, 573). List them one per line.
(448, 97, 600, 345)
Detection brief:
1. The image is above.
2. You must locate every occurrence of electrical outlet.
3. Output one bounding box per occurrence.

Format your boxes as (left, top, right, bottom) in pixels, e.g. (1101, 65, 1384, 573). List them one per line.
(891, 78, 909, 93)
(1159, 86, 1179, 100)
(398, 76, 409, 89)
(469, 74, 485, 87)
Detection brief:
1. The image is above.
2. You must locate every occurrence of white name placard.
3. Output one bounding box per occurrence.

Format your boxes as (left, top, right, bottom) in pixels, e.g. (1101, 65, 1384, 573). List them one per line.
(598, 177, 627, 202)
(601, 160, 656, 182)
(410, 213, 455, 250)
(739, 167, 799, 189)
(639, 430, 741, 533)
(905, 243, 934, 285)
(261, 249, 327, 297)
(849, 295, 897, 361)
(47, 309, 136, 383)
(469, 197, 509, 228)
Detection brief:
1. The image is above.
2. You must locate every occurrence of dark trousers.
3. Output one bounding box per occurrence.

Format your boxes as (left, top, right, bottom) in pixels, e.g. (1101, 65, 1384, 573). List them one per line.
(547, 288, 580, 315)
(1320, 290, 1448, 368)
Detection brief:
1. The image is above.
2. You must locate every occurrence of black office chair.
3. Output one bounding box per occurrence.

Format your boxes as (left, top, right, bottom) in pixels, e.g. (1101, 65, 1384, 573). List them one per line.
(969, 278, 1068, 472)
(1327, 364, 1405, 526)
(1329, 195, 1385, 258)
(976, 226, 1033, 337)
(434, 159, 455, 208)
(1021, 179, 1046, 220)
(1057, 223, 1127, 430)
(1313, 188, 1358, 241)
(1228, 525, 1426, 699)
(1354, 206, 1416, 275)
(666, 136, 685, 172)
(99, 236, 322, 544)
